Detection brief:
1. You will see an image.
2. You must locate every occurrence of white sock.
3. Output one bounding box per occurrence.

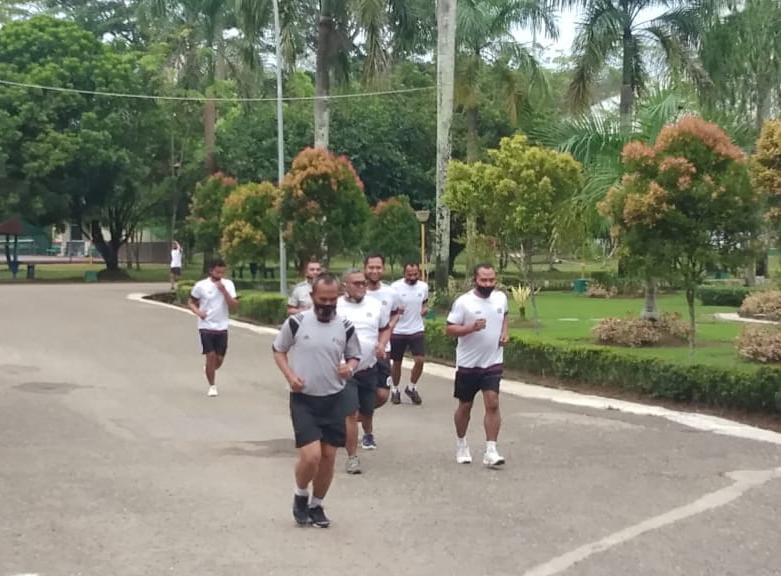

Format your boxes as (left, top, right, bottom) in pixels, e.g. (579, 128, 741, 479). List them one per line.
(486, 441, 497, 453)
(392, 384, 400, 392)
(408, 383, 416, 390)
(457, 437, 468, 448)
(294, 487, 309, 498)
(309, 497, 324, 508)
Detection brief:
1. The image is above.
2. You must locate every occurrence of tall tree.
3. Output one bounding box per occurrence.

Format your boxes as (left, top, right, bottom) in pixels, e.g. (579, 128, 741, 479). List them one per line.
(562, 0, 704, 129)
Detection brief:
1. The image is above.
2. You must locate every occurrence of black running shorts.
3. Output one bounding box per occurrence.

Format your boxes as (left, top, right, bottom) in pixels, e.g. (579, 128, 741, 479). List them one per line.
(390, 332, 425, 361)
(454, 367, 502, 403)
(375, 358, 391, 389)
(290, 390, 348, 448)
(345, 365, 379, 417)
(200, 330, 228, 356)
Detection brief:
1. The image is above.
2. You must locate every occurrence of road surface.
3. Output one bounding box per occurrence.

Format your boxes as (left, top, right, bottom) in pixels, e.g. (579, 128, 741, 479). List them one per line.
(1, 284, 780, 576)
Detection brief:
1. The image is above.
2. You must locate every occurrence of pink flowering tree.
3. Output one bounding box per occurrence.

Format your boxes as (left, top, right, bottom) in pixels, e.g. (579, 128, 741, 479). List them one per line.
(600, 117, 760, 346)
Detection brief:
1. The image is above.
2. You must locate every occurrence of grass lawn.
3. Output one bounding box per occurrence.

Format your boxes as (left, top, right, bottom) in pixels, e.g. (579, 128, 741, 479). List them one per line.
(0, 262, 201, 283)
(500, 291, 757, 372)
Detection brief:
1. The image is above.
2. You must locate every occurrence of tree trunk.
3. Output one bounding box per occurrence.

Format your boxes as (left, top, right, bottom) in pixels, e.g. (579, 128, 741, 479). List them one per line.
(465, 105, 479, 163)
(203, 100, 217, 173)
(641, 277, 659, 319)
(435, 0, 457, 290)
(91, 220, 120, 272)
(686, 286, 696, 351)
(756, 82, 771, 133)
(314, 14, 332, 149)
(522, 241, 540, 331)
(620, 24, 634, 133)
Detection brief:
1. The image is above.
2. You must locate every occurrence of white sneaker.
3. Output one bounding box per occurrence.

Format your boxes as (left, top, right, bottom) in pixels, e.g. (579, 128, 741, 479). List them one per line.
(456, 444, 472, 464)
(483, 451, 505, 468)
(208, 386, 219, 397)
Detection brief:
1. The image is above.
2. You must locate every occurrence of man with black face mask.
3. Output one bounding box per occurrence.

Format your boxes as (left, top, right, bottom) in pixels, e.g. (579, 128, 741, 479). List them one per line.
(273, 274, 362, 527)
(445, 263, 509, 468)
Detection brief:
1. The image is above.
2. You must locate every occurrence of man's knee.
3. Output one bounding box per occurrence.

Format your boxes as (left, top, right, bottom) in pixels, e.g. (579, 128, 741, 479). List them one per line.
(484, 392, 500, 412)
(299, 443, 322, 466)
(456, 401, 474, 416)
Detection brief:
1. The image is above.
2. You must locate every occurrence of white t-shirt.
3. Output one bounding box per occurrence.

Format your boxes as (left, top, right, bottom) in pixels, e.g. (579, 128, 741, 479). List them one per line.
(447, 290, 508, 369)
(191, 278, 238, 331)
(170, 249, 183, 268)
(391, 279, 429, 335)
(366, 282, 400, 351)
(337, 296, 390, 371)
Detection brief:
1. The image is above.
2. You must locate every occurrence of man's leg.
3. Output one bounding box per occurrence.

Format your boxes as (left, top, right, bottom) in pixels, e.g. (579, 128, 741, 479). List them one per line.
(312, 442, 337, 499)
(410, 355, 425, 385)
(483, 390, 501, 442)
(345, 411, 359, 457)
(216, 355, 225, 370)
(295, 440, 322, 490)
(391, 358, 403, 388)
(455, 400, 473, 439)
(204, 352, 217, 386)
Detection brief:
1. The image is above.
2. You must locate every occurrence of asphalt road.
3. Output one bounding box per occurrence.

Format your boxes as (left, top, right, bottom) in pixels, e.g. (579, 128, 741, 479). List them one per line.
(2, 283, 780, 576)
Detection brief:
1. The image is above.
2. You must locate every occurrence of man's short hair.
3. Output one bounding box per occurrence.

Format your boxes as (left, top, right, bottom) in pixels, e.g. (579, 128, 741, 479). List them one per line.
(364, 253, 385, 266)
(208, 257, 227, 270)
(473, 262, 495, 279)
(341, 268, 364, 282)
(312, 273, 338, 292)
(403, 261, 420, 271)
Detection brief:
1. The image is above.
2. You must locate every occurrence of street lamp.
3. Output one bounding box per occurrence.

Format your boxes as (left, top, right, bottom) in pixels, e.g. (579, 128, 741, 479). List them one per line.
(415, 210, 430, 282)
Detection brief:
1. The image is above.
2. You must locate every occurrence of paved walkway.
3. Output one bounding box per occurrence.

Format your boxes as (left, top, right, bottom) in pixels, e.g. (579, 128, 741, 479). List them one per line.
(1, 284, 781, 576)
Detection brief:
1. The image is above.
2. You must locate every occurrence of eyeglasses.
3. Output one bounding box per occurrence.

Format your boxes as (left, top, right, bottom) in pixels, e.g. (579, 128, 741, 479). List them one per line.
(349, 281, 367, 287)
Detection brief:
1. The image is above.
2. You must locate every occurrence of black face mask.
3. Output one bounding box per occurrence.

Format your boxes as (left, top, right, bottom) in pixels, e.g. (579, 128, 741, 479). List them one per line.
(314, 304, 336, 322)
(475, 285, 494, 298)
(405, 278, 418, 285)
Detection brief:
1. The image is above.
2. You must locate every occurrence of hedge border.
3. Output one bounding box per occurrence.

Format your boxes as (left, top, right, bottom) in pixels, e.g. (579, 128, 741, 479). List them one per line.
(425, 320, 781, 414)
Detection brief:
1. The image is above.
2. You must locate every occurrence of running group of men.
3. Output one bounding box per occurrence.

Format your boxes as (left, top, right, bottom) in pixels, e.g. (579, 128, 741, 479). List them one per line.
(188, 253, 509, 529)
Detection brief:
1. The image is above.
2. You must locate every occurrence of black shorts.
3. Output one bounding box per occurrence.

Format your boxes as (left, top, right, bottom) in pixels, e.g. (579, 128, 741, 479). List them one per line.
(454, 368, 502, 403)
(200, 330, 228, 356)
(375, 358, 391, 389)
(390, 332, 425, 361)
(171, 267, 182, 277)
(290, 390, 348, 448)
(345, 366, 379, 417)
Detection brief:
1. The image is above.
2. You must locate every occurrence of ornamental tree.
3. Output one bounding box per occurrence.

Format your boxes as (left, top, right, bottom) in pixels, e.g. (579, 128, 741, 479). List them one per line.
(220, 181, 279, 268)
(600, 117, 760, 347)
(187, 172, 237, 269)
(752, 120, 781, 238)
(366, 196, 420, 273)
(279, 148, 371, 266)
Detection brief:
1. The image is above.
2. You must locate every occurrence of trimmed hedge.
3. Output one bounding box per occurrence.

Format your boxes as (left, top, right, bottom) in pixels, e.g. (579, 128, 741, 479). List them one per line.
(697, 285, 751, 307)
(237, 293, 287, 325)
(176, 282, 195, 304)
(425, 320, 781, 414)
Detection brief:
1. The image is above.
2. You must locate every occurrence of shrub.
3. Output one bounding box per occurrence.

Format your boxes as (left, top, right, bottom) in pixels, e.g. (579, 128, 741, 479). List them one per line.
(698, 285, 752, 307)
(589, 271, 643, 295)
(587, 283, 616, 299)
(737, 326, 781, 364)
(236, 293, 287, 325)
(592, 314, 690, 347)
(740, 291, 781, 320)
(425, 320, 781, 413)
(176, 282, 195, 305)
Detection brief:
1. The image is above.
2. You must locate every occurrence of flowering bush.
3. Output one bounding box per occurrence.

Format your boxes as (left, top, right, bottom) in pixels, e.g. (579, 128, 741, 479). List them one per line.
(593, 313, 690, 347)
(739, 291, 781, 320)
(737, 326, 781, 363)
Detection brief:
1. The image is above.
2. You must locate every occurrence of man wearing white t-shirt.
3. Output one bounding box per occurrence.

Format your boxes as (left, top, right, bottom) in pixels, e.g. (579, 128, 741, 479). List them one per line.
(337, 269, 391, 474)
(170, 241, 183, 290)
(390, 262, 429, 405)
(446, 263, 509, 468)
(188, 258, 239, 397)
(364, 253, 402, 424)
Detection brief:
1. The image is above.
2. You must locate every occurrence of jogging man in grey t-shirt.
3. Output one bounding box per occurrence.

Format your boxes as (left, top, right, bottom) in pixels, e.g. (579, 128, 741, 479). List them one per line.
(273, 274, 361, 528)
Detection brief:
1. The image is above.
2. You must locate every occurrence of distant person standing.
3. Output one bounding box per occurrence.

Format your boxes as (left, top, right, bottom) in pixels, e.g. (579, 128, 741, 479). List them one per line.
(273, 274, 362, 527)
(188, 258, 239, 397)
(389, 262, 429, 405)
(287, 260, 323, 315)
(446, 263, 509, 468)
(170, 241, 183, 290)
(337, 268, 391, 473)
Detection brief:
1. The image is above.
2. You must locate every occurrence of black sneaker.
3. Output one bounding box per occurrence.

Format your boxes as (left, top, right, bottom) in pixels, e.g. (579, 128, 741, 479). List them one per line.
(293, 495, 310, 526)
(308, 505, 330, 528)
(391, 389, 401, 405)
(405, 387, 422, 405)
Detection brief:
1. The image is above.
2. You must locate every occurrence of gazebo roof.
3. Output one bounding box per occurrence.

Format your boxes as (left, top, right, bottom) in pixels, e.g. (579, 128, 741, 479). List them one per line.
(0, 216, 23, 236)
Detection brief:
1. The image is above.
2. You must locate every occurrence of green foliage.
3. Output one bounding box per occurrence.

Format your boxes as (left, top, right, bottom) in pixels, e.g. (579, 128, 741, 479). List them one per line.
(697, 285, 752, 307)
(366, 196, 420, 270)
(236, 292, 287, 325)
(220, 181, 279, 266)
(176, 281, 195, 304)
(187, 172, 237, 255)
(752, 120, 781, 232)
(425, 320, 781, 413)
(279, 148, 371, 264)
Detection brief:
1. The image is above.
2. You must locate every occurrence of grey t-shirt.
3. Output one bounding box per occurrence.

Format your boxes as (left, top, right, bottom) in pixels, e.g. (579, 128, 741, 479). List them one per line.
(272, 310, 362, 396)
(288, 281, 313, 310)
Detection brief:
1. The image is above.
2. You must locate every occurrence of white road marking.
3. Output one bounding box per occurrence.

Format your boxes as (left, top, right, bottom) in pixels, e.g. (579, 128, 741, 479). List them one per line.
(521, 467, 781, 576)
(127, 293, 781, 446)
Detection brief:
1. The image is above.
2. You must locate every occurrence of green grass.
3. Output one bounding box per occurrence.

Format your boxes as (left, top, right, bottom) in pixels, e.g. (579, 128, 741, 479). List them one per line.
(499, 291, 756, 371)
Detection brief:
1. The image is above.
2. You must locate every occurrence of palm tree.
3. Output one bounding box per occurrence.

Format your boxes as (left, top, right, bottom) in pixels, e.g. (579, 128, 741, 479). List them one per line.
(699, 0, 781, 133)
(561, 0, 704, 130)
